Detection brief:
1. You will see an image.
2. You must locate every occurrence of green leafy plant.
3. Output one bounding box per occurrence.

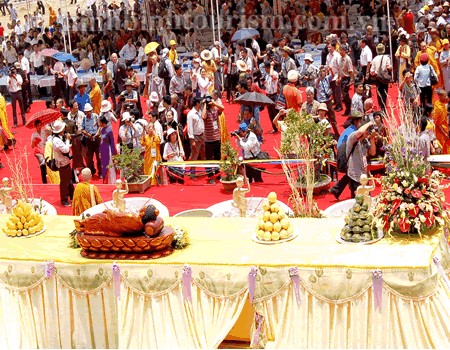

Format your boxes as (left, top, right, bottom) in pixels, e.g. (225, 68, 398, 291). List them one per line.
(280, 110, 334, 164)
(111, 146, 144, 183)
(220, 141, 240, 181)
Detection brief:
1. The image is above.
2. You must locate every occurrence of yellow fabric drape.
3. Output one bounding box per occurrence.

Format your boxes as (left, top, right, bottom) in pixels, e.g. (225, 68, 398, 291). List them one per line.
(0, 276, 117, 349)
(119, 281, 248, 348)
(253, 279, 450, 349)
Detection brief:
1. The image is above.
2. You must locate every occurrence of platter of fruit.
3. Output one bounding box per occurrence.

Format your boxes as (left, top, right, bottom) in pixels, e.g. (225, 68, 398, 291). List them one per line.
(337, 194, 383, 244)
(253, 192, 297, 244)
(2, 200, 46, 238)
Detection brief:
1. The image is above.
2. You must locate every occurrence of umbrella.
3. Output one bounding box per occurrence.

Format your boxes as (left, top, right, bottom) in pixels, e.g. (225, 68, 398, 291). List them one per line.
(25, 109, 61, 129)
(234, 92, 275, 107)
(52, 52, 78, 62)
(144, 42, 159, 54)
(231, 28, 260, 42)
(41, 48, 59, 57)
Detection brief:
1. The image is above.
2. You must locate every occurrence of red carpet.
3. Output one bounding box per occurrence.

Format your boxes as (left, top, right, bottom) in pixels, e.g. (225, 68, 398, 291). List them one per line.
(0, 86, 445, 215)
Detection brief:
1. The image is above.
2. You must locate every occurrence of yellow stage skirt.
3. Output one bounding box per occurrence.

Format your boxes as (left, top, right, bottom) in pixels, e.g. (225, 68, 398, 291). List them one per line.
(0, 215, 448, 348)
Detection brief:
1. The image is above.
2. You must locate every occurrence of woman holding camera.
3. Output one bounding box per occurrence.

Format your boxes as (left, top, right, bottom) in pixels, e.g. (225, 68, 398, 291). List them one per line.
(163, 128, 185, 184)
(234, 123, 263, 183)
(51, 120, 74, 207)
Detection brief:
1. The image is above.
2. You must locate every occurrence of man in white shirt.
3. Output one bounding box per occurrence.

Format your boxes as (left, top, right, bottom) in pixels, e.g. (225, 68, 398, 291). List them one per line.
(63, 60, 78, 102)
(6, 66, 26, 127)
(186, 97, 205, 161)
(263, 61, 279, 133)
(19, 51, 32, 109)
(211, 41, 221, 60)
(29, 44, 44, 74)
(162, 28, 177, 48)
(119, 38, 137, 66)
(4, 40, 18, 65)
(14, 19, 23, 35)
(326, 42, 342, 111)
(359, 38, 373, 82)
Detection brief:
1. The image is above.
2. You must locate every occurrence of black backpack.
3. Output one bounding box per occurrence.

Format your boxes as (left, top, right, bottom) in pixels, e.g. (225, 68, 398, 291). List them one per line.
(336, 139, 358, 173)
(158, 58, 169, 79)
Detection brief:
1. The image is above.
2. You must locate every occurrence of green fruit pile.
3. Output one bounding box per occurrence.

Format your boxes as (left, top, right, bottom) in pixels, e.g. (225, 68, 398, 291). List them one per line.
(340, 195, 374, 243)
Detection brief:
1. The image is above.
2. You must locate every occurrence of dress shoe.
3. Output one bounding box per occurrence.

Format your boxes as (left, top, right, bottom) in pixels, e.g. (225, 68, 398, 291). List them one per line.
(13, 124, 18, 128)
(61, 200, 71, 207)
(334, 107, 343, 112)
(269, 130, 278, 134)
(0, 163, 4, 169)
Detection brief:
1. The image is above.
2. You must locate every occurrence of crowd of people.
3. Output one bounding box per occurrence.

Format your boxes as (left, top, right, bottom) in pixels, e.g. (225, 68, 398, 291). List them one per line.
(0, 0, 449, 208)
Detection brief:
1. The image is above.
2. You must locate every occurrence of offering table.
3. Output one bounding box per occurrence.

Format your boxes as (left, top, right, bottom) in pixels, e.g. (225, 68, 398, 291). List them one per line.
(0, 215, 448, 349)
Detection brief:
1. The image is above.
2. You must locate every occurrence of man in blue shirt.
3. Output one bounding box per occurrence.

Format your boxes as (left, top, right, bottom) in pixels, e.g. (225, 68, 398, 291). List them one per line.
(74, 81, 91, 112)
(337, 111, 362, 148)
(80, 103, 101, 178)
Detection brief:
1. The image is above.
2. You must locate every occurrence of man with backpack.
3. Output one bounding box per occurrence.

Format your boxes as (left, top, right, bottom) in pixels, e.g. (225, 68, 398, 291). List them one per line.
(330, 113, 377, 200)
(159, 48, 174, 96)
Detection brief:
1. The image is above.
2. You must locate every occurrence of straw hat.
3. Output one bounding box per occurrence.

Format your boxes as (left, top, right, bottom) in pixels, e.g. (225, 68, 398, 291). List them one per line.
(100, 100, 112, 113)
(318, 103, 328, 112)
(376, 43, 386, 54)
(236, 60, 248, 72)
(100, 59, 107, 65)
(124, 79, 133, 86)
(287, 70, 299, 82)
(169, 40, 177, 46)
(166, 128, 177, 138)
(84, 103, 93, 112)
(149, 91, 159, 103)
(200, 49, 213, 61)
(52, 120, 66, 134)
(282, 46, 292, 53)
(122, 112, 132, 122)
(443, 38, 450, 45)
(304, 53, 313, 62)
(77, 80, 87, 88)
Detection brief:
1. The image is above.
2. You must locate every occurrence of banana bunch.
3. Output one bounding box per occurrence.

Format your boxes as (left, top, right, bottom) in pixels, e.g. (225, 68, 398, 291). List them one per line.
(2, 200, 44, 237)
(256, 192, 293, 241)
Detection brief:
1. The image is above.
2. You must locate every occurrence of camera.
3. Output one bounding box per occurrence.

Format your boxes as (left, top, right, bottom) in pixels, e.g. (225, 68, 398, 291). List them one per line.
(230, 130, 239, 137)
(203, 95, 212, 105)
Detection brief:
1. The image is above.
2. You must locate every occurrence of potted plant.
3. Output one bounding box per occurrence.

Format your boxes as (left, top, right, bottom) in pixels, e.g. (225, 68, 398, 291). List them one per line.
(111, 146, 152, 193)
(219, 141, 241, 192)
(279, 109, 335, 193)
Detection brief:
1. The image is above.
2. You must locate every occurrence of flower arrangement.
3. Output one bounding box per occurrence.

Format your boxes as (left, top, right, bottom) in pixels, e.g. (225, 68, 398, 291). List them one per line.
(373, 108, 448, 236)
(374, 170, 447, 234)
(170, 226, 190, 249)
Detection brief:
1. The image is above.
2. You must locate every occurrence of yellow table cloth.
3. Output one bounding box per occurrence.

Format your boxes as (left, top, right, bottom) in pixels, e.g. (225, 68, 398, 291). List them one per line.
(0, 215, 448, 349)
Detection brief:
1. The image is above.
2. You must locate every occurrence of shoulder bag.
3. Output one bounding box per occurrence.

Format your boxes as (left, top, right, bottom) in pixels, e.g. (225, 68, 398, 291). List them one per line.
(377, 56, 391, 85)
(429, 66, 438, 86)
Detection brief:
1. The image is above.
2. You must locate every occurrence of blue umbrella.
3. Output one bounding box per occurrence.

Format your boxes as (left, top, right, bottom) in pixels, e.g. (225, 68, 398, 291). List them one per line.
(231, 28, 260, 42)
(52, 52, 78, 62)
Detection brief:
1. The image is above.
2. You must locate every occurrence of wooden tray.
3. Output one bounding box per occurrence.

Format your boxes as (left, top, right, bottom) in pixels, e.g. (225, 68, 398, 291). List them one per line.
(76, 226, 174, 259)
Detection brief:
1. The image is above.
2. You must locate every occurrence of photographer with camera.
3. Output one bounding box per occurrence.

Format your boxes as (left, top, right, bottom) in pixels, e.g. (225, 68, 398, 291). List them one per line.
(203, 94, 224, 183)
(51, 120, 74, 207)
(330, 117, 377, 200)
(6, 65, 26, 128)
(232, 123, 263, 183)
